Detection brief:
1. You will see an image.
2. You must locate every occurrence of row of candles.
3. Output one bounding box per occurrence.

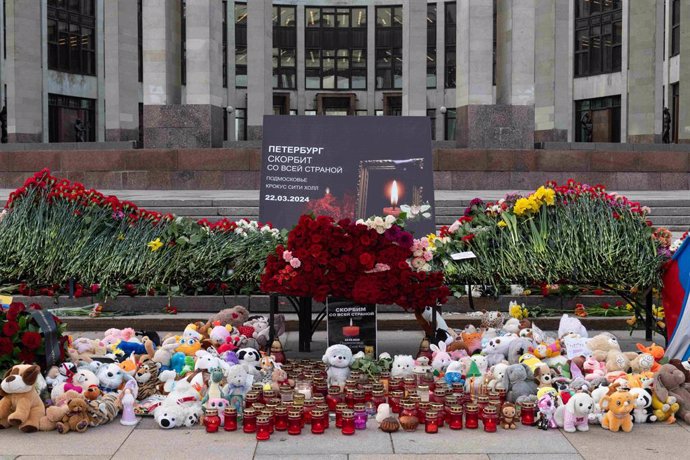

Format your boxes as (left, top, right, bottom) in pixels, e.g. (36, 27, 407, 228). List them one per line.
(203, 360, 538, 439)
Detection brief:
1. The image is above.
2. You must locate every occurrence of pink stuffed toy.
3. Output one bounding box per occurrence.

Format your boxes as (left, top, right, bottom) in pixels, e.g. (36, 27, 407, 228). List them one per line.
(583, 357, 606, 381)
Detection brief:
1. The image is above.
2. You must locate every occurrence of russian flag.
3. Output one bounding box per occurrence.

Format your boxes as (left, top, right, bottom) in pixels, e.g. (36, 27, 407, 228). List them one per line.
(663, 238, 690, 360)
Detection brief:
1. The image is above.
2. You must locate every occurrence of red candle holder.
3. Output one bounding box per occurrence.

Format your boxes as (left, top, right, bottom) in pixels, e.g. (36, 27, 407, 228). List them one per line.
(335, 403, 347, 428)
(431, 388, 447, 405)
(311, 409, 326, 434)
(256, 415, 271, 441)
(465, 403, 479, 429)
(431, 403, 444, 428)
(449, 405, 463, 430)
(417, 401, 430, 424)
(477, 395, 489, 421)
(242, 408, 257, 433)
(483, 406, 498, 433)
(287, 410, 302, 435)
(341, 409, 356, 435)
(327, 386, 343, 412)
(245, 392, 258, 409)
(372, 389, 386, 410)
(274, 406, 288, 431)
(425, 411, 439, 434)
(519, 401, 536, 426)
(204, 409, 221, 433)
(388, 391, 404, 414)
(317, 404, 330, 429)
(223, 407, 238, 432)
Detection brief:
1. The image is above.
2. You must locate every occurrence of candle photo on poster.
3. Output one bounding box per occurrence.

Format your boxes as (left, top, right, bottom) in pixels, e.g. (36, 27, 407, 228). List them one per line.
(327, 301, 377, 356)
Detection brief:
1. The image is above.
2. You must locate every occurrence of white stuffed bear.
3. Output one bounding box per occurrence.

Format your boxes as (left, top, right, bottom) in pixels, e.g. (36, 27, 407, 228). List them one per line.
(153, 379, 203, 429)
(51, 367, 100, 401)
(555, 392, 594, 432)
(224, 364, 252, 397)
(322, 344, 353, 386)
(487, 363, 509, 391)
(391, 355, 415, 379)
(558, 314, 588, 339)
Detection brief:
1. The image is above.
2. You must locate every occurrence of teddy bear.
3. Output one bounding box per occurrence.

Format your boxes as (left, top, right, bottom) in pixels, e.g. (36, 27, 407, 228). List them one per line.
(51, 367, 100, 401)
(97, 363, 132, 393)
(38, 389, 82, 431)
(630, 353, 655, 374)
(447, 326, 483, 355)
(206, 305, 250, 329)
(323, 344, 353, 386)
(503, 363, 538, 403)
(224, 364, 251, 412)
(587, 333, 637, 373)
(55, 398, 92, 434)
(0, 364, 46, 432)
(600, 389, 635, 432)
(152, 336, 180, 369)
(487, 363, 509, 391)
(153, 379, 203, 429)
(554, 392, 593, 432)
(654, 363, 690, 423)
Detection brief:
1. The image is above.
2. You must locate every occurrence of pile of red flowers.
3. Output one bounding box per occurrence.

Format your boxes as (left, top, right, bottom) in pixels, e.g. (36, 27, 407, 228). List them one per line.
(0, 302, 68, 374)
(261, 215, 448, 310)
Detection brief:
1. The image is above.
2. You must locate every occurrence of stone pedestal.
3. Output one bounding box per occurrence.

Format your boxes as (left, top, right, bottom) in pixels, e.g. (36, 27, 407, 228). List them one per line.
(143, 105, 223, 149)
(457, 105, 534, 149)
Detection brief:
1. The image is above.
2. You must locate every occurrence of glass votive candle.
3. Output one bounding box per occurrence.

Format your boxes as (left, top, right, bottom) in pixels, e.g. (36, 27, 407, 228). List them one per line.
(519, 401, 536, 426)
(335, 403, 347, 428)
(256, 415, 271, 441)
(388, 390, 404, 414)
(242, 407, 257, 433)
(404, 377, 417, 397)
(354, 403, 367, 430)
(327, 386, 343, 411)
(317, 404, 330, 428)
(432, 387, 447, 404)
(314, 379, 328, 397)
(274, 406, 288, 431)
(477, 395, 489, 421)
(295, 379, 313, 399)
(451, 382, 465, 396)
(204, 408, 220, 433)
(245, 392, 258, 409)
(280, 386, 294, 403)
(287, 410, 302, 435)
(341, 409, 356, 435)
(417, 401, 430, 424)
(425, 410, 439, 434)
(497, 388, 507, 405)
(372, 389, 386, 409)
(293, 393, 306, 405)
(465, 403, 479, 429)
(261, 410, 274, 434)
(223, 407, 238, 431)
(483, 406, 498, 432)
(389, 377, 404, 393)
(418, 385, 430, 403)
(311, 408, 326, 434)
(345, 388, 356, 408)
(379, 372, 391, 393)
(431, 403, 445, 427)
(449, 405, 463, 430)
(303, 399, 315, 425)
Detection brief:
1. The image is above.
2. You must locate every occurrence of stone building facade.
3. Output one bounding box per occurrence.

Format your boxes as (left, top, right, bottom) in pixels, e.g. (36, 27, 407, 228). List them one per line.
(0, 0, 685, 148)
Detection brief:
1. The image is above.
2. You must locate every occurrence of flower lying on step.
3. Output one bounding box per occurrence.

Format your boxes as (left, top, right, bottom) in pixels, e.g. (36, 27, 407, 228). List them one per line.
(147, 238, 164, 252)
(509, 301, 529, 320)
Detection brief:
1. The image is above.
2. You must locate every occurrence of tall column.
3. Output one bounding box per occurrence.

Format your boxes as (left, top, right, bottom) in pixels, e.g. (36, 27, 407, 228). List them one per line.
(627, 0, 663, 143)
(104, 0, 139, 142)
(185, 0, 224, 147)
(246, 0, 272, 140)
(679, 0, 690, 142)
(142, 0, 182, 147)
(494, 0, 535, 148)
(534, 0, 570, 143)
(455, 0, 494, 147)
(5, 0, 43, 142)
(402, 0, 426, 116)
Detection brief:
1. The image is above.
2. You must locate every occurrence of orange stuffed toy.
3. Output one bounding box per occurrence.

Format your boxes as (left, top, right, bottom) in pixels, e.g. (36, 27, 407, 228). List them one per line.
(600, 389, 635, 432)
(636, 343, 664, 372)
(0, 364, 46, 432)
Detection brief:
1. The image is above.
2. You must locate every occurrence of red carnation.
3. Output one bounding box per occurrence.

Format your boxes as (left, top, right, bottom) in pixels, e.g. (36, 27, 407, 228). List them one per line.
(7, 302, 26, 321)
(21, 331, 43, 350)
(2, 320, 19, 337)
(17, 349, 36, 364)
(0, 337, 12, 355)
(359, 253, 375, 270)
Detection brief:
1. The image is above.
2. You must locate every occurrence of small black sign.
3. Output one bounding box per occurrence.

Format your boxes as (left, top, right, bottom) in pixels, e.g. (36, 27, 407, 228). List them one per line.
(327, 301, 377, 356)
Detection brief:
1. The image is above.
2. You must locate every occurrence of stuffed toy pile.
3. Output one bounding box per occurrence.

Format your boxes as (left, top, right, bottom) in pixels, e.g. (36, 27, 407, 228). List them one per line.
(0, 306, 287, 433)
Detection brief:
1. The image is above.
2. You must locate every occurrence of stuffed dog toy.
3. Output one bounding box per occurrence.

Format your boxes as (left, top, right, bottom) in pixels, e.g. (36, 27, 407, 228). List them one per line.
(322, 344, 353, 386)
(0, 364, 46, 432)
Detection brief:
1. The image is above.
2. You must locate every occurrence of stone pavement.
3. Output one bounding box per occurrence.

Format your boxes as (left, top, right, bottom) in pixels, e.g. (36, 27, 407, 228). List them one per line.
(1, 410, 688, 460)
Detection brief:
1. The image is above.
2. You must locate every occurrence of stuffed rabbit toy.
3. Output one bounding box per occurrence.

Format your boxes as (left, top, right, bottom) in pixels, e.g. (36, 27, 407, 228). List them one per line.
(430, 341, 452, 374)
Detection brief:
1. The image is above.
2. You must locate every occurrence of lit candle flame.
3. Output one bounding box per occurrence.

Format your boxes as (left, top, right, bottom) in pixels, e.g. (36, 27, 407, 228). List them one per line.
(325, 187, 330, 195)
(390, 180, 398, 207)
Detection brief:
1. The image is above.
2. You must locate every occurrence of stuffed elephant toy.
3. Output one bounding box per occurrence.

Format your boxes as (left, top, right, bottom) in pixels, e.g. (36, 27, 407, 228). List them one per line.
(654, 364, 690, 424)
(503, 363, 538, 403)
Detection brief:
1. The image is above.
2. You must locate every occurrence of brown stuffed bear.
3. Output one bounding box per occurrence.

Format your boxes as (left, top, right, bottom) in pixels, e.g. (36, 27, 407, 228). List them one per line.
(654, 364, 690, 424)
(206, 305, 250, 329)
(0, 364, 46, 432)
(38, 389, 83, 432)
(56, 398, 91, 434)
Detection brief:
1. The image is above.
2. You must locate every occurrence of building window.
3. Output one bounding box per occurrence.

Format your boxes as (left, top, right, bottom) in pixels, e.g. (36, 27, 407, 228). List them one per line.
(47, 0, 96, 76)
(375, 6, 402, 90)
(672, 82, 679, 143)
(444, 2, 456, 88)
(671, 0, 680, 57)
(235, 2, 247, 88)
(428, 109, 436, 140)
(427, 4, 437, 89)
(48, 94, 95, 143)
(444, 108, 456, 141)
(180, 0, 186, 85)
(575, 95, 621, 142)
(574, 0, 622, 78)
(305, 7, 367, 90)
(138, 102, 144, 148)
(138, 0, 143, 82)
(273, 5, 296, 89)
(235, 108, 247, 141)
(222, 0, 227, 88)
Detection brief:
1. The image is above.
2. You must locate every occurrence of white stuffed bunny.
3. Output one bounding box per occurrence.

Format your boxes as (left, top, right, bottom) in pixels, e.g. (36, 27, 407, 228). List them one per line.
(430, 341, 452, 373)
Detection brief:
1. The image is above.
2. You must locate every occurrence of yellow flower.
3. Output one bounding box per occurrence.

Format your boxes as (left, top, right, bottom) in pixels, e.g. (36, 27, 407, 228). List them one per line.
(509, 301, 527, 320)
(652, 305, 665, 320)
(147, 238, 164, 252)
(626, 316, 637, 326)
(498, 221, 507, 228)
(513, 198, 531, 216)
(523, 289, 532, 296)
(426, 233, 437, 249)
(625, 303, 633, 311)
(117, 233, 125, 241)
